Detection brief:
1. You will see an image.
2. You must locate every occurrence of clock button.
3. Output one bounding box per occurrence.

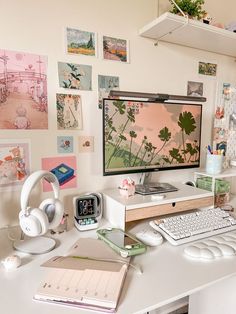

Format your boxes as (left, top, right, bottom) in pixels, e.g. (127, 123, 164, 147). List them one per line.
(125, 245, 132, 250)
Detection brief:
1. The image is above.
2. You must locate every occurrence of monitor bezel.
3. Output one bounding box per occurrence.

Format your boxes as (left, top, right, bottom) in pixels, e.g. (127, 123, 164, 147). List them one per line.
(102, 98, 202, 176)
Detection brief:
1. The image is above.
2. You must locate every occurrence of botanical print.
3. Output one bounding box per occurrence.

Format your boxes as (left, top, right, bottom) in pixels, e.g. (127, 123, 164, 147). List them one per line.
(103, 36, 128, 62)
(57, 136, 74, 154)
(104, 100, 202, 172)
(0, 139, 30, 189)
(56, 94, 82, 130)
(0, 49, 48, 129)
(66, 27, 96, 56)
(42, 155, 77, 191)
(187, 81, 203, 97)
(98, 75, 119, 109)
(78, 136, 94, 153)
(198, 61, 217, 76)
(58, 62, 92, 90)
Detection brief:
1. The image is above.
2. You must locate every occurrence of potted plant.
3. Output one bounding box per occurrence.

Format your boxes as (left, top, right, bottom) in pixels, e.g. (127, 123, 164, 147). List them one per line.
(169, 0, 206, 20)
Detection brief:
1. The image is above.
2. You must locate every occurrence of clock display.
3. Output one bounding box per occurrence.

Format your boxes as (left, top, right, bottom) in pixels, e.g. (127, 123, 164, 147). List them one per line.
(75, 196, 97, 218)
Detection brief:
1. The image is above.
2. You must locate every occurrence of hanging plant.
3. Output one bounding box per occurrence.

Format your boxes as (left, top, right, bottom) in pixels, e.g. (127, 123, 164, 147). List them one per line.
(169, 0, 206, 20)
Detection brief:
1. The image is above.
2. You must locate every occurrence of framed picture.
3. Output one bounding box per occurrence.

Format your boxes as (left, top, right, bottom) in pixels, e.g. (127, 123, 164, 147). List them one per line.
(0, 139, 30, 190)
(56, 93, 82, 130)
(58, 62, 92, 90)
(98, 75, 119, 109)
(102, 35, 129, 63)
(65, 27, 97, 57)
(0, 49, 48, 129)
(57, 136, 74, 154)
(198, 61, 217, 76)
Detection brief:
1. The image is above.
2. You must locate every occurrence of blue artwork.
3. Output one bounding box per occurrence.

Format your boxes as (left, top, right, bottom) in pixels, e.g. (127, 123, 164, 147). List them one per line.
(57, 136, 73, 154)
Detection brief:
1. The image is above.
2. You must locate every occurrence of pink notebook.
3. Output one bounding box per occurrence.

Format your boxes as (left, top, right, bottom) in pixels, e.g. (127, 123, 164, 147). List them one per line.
(34, 238, 130, 312)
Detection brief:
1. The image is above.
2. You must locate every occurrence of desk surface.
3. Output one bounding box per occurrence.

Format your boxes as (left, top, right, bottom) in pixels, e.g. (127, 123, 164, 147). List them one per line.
(1, 223, 236, 314)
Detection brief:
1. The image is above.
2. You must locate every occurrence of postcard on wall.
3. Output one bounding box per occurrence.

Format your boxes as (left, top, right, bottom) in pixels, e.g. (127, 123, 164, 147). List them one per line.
(66, 27, 97, 57)
(56, 94, 82, 130)
(187, 81, 203, 97)
(0, 139, 30, 190)
(198, 61, 217, 76)
(98, 75, 119, 109)
(58, 62, 92, 90)
(42, 155, 77, 191)
(78, 136, 94, 153)
(102, 35, 129, 63)
(57, 136, 74, 154)
(0, 49, 48, 129)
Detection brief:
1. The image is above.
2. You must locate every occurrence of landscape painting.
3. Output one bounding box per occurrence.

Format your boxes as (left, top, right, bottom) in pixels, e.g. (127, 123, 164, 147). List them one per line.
(66, 27, 96, 56)
(0, 49, 48, 129)
(56, 93, 82, 130)
(58, 62, 92, 90)
(104, 100, 202, 173)
(102, 36, 128, 62)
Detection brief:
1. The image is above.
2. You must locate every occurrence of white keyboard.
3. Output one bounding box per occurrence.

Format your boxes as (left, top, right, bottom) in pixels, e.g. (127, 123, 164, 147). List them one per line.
(150, 208, 236, 246)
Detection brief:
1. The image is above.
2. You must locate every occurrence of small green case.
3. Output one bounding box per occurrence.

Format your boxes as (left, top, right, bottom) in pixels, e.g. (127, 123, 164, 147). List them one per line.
(96, 228, 147, 258)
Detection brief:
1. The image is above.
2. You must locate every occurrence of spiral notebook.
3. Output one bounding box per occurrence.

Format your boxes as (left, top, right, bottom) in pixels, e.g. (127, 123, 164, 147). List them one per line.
(34, 238, 130, 312)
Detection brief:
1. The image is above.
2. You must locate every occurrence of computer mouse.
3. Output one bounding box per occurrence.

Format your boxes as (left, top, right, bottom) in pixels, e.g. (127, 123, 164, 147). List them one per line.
(135, 228, 163, 246)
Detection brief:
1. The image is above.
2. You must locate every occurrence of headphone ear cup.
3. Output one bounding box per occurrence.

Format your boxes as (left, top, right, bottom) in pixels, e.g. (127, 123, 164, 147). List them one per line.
(39, 198, 64, 230)
(19, 208, 49, 237)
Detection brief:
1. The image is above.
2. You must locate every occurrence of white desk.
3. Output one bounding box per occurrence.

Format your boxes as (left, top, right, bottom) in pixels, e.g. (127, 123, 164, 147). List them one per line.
(1, 223, 236, 314)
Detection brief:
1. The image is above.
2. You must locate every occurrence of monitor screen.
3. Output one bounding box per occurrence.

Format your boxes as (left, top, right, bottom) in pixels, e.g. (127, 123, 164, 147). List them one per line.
(103, 98, 202, 176)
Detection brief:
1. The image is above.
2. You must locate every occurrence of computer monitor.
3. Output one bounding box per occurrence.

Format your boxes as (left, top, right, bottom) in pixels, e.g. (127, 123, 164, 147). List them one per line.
(103, 98, 202, 193)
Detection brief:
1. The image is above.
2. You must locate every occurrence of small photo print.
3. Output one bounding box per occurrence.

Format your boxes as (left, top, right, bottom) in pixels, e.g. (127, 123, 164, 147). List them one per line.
(98, 75, 119, 109)
(57, 136, 74, 154)
(56, 94, 82, 130)
(187, 81, 203, 97)
(58, 62, 92, 90)
(78, 136, 94, 153)
(198, 61, 217, 76)
(66, 27, 96, 57)
(103, 35, 129, 62)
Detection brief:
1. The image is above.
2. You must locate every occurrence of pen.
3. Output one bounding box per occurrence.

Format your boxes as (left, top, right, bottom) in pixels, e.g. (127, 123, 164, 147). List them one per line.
(207, 145, 212, 154)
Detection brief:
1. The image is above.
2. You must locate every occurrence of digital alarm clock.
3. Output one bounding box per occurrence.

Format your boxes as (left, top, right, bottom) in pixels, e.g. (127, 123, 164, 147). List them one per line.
(73, 193, 102, 231)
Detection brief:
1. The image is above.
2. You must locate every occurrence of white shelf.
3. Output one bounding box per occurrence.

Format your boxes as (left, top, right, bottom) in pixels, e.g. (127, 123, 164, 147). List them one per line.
(139, 12, 236, 58)
(195, 167, 236, 179)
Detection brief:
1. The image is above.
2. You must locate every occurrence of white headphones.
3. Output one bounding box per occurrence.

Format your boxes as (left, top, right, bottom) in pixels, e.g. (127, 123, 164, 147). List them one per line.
(19, 170, 64, 237)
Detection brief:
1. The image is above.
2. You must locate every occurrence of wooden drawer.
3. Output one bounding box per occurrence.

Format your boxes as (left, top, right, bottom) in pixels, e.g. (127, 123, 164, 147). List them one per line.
(125, 196, 214, 223)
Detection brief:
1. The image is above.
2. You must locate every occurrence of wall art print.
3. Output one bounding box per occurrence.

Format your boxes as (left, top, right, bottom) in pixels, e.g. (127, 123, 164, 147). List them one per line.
(66, 27, 96, 57)
(187, 81, 203, 97)
(58, 62, 92, 90)
(56, 93, 82, 130)
(42, 155, 77, 191)
(57, 136, 74, 154)
(98, 75, 119, 109)
(0, 139, 30, 190)
(102, 36, 129, 63)
(0, 49, 48, 129)
(198, 61, 217, 76)
(78, 136, 94, 153)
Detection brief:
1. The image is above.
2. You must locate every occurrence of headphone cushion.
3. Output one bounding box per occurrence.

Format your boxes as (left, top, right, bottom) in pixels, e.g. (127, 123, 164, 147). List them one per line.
(19, 208, 49, 237)
(39, 198, 64, 230)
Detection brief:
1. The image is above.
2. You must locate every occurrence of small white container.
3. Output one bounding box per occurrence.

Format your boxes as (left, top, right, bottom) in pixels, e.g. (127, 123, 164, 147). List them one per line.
(206, 154, 223, 174)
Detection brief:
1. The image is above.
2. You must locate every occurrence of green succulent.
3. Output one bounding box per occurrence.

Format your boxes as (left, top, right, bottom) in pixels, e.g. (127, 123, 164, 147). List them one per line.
(169, 0, 206, 20)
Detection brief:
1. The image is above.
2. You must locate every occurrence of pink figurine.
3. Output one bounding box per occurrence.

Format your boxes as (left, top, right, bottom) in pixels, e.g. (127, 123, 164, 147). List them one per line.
(119, 178, 135, 197)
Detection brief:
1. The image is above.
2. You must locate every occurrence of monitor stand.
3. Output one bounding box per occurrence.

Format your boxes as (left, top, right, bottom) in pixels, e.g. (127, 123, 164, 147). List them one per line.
(135, 173, 178, 196)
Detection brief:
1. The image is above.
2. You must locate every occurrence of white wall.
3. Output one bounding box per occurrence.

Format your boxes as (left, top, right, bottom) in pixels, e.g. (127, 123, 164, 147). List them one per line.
(0, 0, 236, 228)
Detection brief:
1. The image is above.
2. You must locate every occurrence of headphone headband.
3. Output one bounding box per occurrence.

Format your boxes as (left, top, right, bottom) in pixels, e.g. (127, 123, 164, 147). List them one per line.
(21, 170, 60, 212)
